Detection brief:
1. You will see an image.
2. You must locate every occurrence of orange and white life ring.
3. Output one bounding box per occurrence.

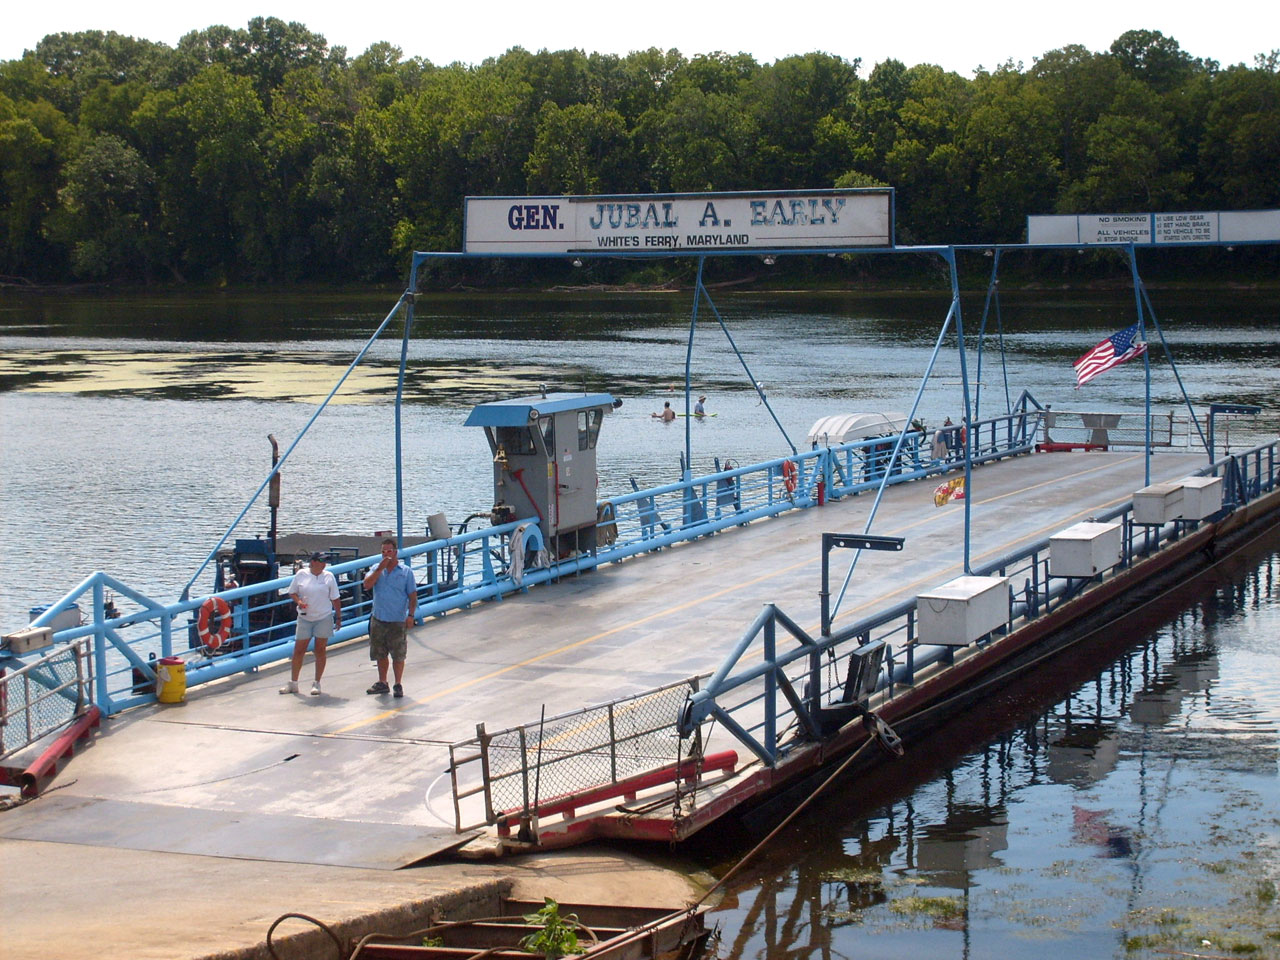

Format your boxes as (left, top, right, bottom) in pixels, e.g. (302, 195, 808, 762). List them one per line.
(197, 596, 232, 650)
(781, 459, 798, 494)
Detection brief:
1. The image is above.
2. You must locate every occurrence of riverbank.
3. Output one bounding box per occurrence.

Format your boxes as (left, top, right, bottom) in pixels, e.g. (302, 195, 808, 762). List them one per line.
(0, 835, 708, 960)
(3, 263, 1277, 302)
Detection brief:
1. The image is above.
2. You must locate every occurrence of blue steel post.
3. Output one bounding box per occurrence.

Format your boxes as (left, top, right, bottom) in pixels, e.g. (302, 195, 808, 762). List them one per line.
(946, 249, 975, 574)
(1127, 245, 1152, 486)
(764, 613, 777, 758)
(93, 576, 109, 709)
(396, 281, 416, 546)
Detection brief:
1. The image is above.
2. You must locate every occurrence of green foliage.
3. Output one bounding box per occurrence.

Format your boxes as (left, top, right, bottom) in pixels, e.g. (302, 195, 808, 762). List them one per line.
(0, 22, 1277, 285)
(519, 897, 584, 958)
(50, 133, 157, 278)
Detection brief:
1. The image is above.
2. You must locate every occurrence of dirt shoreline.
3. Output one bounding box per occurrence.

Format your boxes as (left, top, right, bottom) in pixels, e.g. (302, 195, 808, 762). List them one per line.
(0, 835, 712, 960)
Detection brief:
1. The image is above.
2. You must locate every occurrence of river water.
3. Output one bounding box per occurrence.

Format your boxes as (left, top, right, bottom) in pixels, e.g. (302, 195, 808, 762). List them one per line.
(698, 537, 1280, 959)
(1, 284, 1279, 956)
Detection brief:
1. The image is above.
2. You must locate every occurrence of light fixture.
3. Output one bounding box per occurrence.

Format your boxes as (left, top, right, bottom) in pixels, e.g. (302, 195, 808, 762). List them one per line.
(762, 255, 776, 266)
(571, 258, 583, 268)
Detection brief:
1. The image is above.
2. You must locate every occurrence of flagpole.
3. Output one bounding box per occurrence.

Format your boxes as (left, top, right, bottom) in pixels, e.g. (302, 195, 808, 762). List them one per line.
(1127, 244, 1151, 487)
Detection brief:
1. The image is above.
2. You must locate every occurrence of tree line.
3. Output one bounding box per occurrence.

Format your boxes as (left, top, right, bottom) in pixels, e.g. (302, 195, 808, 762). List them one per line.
(1, 18, 1277, 286)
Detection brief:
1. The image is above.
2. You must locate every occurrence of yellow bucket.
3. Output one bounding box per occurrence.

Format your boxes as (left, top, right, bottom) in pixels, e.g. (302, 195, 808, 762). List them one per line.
(156, 657, 186, 703)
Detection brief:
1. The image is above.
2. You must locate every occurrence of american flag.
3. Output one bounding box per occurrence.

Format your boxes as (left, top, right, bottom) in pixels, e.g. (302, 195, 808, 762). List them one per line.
(1073, 324, 1147, 388)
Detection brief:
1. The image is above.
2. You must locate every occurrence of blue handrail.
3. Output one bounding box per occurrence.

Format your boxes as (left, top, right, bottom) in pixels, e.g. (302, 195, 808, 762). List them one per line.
(678, 438, 1280, 769)
(22, 403, 1060, 717)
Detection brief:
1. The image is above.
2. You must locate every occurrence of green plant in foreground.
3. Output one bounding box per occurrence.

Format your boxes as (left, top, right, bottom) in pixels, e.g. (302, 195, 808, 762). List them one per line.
(520, 897, 585, 958)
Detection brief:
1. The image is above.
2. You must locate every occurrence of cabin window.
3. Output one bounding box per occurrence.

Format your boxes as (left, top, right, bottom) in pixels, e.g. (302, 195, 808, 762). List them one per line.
(538, 416, 555, 454)
(494, 426, 536, 456)
(579, 409, 603, 450)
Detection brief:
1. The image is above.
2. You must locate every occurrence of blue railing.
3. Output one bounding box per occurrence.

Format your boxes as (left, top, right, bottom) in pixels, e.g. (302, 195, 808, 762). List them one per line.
(678, 438, 1280, 768)
(22, 403, 1041, 716)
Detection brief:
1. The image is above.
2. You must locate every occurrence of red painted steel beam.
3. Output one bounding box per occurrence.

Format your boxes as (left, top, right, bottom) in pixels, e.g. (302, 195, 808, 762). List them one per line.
(20, 706, 101, 798)
(496, 749, 738, 827)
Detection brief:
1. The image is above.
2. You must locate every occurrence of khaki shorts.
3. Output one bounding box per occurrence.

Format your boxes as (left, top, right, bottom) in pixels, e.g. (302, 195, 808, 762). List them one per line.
(369, 617, 407, 663)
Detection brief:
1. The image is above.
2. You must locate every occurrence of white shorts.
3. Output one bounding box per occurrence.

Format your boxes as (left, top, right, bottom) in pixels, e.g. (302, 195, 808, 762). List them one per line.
(295, 615, 334, 641)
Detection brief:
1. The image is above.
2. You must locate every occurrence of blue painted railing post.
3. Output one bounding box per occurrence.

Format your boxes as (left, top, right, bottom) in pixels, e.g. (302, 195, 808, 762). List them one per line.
(92, 576, 110, 710)
(764, 608, 777, 762)
(945, 248, 975, 575)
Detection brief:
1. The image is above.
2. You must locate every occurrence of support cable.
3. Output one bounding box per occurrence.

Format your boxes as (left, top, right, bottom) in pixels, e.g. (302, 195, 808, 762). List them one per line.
(694, 273, 797, 455)
(182, 293, 410, 600)
(1136, 279, 1211, 457)
(830, 294, 958, 621)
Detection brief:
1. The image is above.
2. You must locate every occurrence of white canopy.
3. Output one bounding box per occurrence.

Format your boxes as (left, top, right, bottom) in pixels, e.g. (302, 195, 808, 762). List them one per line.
(806, 412, 909, 445)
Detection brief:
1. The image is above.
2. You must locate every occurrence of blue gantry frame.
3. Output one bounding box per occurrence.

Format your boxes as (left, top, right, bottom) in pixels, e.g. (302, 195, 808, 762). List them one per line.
(13, 229, 1265, 723)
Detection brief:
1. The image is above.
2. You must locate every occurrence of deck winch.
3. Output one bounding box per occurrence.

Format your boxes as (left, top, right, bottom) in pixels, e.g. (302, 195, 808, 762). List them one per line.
(464, 391, 616, 558)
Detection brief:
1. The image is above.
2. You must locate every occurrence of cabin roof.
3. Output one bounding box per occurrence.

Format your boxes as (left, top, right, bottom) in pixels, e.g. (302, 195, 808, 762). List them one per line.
(464, 392, 615, 427)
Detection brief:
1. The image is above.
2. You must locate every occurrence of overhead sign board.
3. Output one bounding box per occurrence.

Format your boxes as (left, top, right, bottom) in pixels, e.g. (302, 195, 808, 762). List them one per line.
(1028, 209, 1280, 246)
(463, 189, 894, 254)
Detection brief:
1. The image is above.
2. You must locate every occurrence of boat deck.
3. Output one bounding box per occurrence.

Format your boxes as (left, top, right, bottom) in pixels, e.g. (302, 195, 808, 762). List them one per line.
(0, 449, 1209, 867)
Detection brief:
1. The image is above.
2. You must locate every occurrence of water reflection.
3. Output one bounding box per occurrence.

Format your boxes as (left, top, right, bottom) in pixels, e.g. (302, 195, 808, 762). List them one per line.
(706, 544, 1280, 959)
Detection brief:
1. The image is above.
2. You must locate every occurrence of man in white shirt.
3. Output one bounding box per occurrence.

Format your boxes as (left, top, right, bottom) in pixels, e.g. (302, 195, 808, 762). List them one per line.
(280, 552, 342, 696)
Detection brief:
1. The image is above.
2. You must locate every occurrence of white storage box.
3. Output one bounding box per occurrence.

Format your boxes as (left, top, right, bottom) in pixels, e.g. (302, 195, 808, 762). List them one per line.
(917, 575, 1009, 647)
(4, 625, 54, 654)
(1049, 521, 1123, 578)
(1132, 482, 1184, 525)
(1179, 476, 1222, 520)
(28, 603, 82, 632)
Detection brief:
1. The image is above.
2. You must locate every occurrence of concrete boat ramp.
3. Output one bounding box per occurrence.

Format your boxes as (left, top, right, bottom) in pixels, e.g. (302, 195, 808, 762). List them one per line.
(0, 449, 1215, 957)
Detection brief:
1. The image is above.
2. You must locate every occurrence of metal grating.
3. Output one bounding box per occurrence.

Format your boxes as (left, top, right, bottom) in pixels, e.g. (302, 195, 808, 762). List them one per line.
(1, 640, 91, 759)
(453, 678, 697, 826)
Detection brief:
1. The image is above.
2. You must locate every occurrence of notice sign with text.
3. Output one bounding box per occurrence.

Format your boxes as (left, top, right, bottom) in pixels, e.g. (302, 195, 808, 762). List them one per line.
(1029, 210, 1280, 246)
(464, 189, 894, 254)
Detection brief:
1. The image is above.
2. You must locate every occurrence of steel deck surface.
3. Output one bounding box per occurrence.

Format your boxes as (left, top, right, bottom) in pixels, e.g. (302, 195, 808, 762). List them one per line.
(0, 450, 1208, 864)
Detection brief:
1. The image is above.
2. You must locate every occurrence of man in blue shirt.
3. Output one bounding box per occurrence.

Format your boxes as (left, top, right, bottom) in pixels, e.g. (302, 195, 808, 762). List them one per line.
(361, 538, 417, 697)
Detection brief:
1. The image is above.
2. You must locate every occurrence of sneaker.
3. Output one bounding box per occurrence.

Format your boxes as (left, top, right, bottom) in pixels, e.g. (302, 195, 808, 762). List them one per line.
(310, 681, 322, 697)
(279, 680, 298, 694)
(366, 681, 389, 695)
(393, 683, 404, 698)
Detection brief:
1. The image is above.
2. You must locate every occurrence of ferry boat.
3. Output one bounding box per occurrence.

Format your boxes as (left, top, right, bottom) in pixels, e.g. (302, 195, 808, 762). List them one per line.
(3, 190, 1279, 860)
